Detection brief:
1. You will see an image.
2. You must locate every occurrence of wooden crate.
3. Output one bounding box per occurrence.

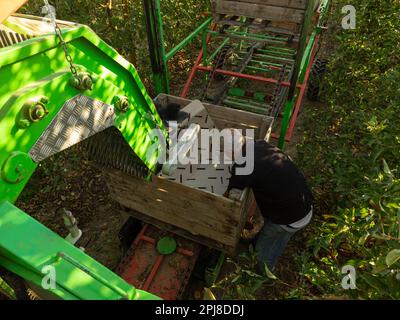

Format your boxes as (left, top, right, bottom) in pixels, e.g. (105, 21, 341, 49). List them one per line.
(105, 95, 273, 255)
(211, 0, 311, 34)
(154, 94, 273, 141)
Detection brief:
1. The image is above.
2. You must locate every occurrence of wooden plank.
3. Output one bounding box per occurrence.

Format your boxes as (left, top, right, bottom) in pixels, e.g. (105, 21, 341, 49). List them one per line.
(207, 107, 272, 139)
(221, 0, 308, 10)
(205, 103, 271, 130)
(105, 168, 244, 248)
(215, 18, 300, 36)
(154, 94, 274, 140)
(213, 0, 305, 23)
(233, 188, 255, 243)
(212, 118, 262, 137)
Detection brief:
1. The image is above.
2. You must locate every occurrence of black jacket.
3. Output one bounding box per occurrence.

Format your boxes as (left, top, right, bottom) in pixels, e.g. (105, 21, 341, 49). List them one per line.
(228, 140, 313, 225)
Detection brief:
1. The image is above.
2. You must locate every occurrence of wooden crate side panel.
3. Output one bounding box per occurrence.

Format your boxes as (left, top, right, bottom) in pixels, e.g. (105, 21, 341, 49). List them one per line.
(120, 208, 237, 254)
(212, 0, 305, 23)
(212, 118, 261, 137)
(233, 187, 255, 243)
(154, 94, 273, 140)
(105, 168, 242, 247)
(204, 104, 273, 139)
(216, 0, 308, 10)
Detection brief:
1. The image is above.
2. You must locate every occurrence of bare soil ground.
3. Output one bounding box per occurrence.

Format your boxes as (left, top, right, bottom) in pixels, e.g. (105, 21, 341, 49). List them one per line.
(16, 146, 128, 271)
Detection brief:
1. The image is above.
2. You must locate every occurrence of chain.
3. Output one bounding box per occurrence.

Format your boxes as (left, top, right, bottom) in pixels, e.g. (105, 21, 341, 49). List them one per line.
(201, 45, 233, 101)
(43, 0, 79, 80)
(54, 24, 79, 79)
(270, 64, 289, 118)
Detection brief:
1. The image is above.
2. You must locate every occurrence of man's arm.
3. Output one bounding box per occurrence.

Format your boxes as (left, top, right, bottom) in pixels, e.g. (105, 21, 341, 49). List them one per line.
(228, 163, 255, 191)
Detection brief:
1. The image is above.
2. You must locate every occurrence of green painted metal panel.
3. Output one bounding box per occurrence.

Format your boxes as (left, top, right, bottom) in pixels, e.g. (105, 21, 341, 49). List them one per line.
(0, 24, 167, 205)
(0, 16, 168, 300)
(278, 99, 294, 149)
(0, 201, 159, 300)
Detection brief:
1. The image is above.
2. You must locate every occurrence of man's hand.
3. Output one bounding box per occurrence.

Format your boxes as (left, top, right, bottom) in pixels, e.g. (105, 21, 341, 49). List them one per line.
(242, 208, 264, 239)
(226, 188, 242, 201)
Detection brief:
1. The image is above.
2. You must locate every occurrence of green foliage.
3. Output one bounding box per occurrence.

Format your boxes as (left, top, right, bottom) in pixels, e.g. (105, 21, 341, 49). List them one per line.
(297, 0, 400, 299)
(21, 0, 210, 89)
(0, 276, 17, 300)
(209, 247, 275, 300)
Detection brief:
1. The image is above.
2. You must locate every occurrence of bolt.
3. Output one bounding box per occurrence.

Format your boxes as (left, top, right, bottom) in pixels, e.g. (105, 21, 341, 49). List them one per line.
(81, 75, 93, 90)
(32, 104, 46, 120)
(113, 95, 130, 112)
(69, 72, 94, 91)
(17, 97, 49, 128)
(40, 97, 49, 104)
(29, 103, 47, 122)
(70, 77, 81, 88)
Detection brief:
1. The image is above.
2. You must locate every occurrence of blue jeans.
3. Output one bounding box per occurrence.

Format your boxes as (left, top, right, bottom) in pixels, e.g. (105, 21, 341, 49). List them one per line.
(255, 220, 298, 272)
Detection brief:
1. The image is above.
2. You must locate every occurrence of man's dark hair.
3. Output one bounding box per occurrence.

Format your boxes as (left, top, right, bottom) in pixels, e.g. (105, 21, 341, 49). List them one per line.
(157, 102, 181, 122)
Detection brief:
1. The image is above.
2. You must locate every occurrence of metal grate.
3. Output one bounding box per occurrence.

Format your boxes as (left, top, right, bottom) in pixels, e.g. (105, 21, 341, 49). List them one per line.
(0, 29, 33, 48)
(29, 95, 116, 163)
(159, 100, 232, 196)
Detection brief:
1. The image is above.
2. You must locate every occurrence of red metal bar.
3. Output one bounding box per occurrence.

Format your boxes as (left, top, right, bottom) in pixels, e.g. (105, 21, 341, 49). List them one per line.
(134, 224, 149, 246)
(196, 66, 302, 89)
(285, 35, 320, 140)
(270, 132, 289, 142)
(181, 21, 302, 97)
(142, 255, 164, 291)
(176, 248, 195, 257)
(181, 49, 203, 98)
(141, 235, 156, 244)
(269, 35, 320, 143)
(181, 23, 217, 98)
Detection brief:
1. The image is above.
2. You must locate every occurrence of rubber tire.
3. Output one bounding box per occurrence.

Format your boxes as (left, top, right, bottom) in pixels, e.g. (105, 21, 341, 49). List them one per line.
(307, 58, 329, 101)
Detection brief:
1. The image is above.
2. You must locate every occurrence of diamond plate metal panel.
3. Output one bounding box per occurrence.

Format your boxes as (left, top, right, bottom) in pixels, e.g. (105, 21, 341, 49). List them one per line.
(30, 95, 116, 162)
(160, 100, 232, 196)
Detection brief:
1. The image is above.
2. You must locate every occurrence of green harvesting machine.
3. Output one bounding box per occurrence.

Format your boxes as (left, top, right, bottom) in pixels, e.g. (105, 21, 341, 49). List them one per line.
(0, 0, 331, 300)
(0, 11, 168, 300)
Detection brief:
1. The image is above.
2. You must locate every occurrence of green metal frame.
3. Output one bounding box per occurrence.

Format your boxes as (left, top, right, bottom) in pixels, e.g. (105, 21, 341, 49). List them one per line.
(278, 0, 331, 149)
(144, 0, 331, 149)
(143, 0, 212, 95)
(0, 15, 167, 300)
(143, 0, 170, 95)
